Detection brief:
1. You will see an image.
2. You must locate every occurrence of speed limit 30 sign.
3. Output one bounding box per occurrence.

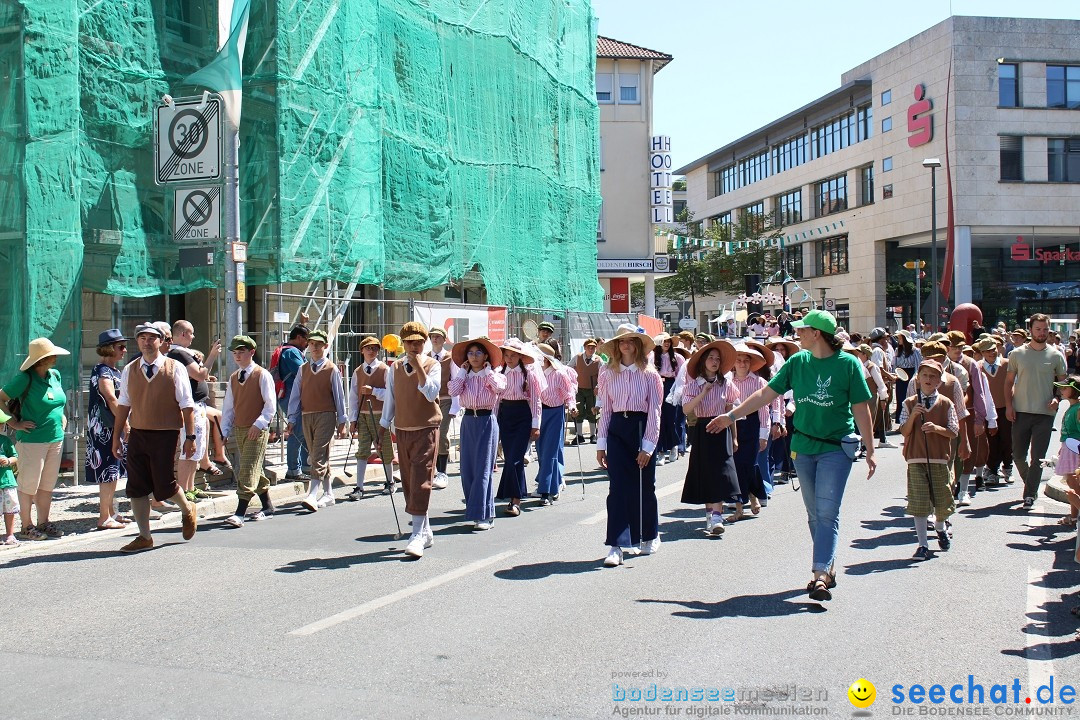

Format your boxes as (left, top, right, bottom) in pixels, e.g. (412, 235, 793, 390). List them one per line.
(155, 96, 222, 184)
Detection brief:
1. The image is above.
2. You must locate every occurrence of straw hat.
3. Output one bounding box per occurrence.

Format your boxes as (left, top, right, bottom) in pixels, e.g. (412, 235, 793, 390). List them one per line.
(597, 324, 655, 359)
(765, 337, 800, 358)
(672, 346, 691, 360)
(499, 338, 535, 365)
(534, 342, 563, 368)
(730, 343, 767, 373)
(653, 332, 673, 347)
(452, 336, 502, 368)
(744, 339, 775, 369)
(686, 340, 737, 379)
(20, 337, 70, 372)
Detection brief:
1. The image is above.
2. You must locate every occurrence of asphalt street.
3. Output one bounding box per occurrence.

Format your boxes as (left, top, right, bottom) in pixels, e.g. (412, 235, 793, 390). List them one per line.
(2, 439, 1078, 719)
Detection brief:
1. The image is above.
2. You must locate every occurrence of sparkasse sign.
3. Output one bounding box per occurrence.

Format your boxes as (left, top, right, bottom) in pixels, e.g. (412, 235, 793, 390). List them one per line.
(1010, 237, 1080, 263)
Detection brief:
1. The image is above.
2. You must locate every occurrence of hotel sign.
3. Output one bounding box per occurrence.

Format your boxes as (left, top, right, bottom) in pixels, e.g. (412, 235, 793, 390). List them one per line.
(650, 135, 673, 224)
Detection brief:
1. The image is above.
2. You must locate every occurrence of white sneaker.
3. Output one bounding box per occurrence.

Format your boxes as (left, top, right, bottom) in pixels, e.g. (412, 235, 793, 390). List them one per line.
(708, 513, 725, 536)
(432, 472, 449, 490)
(423, 530, 435, 548)
(877, 441, 898, 449)
(640, 537, 661, 555)
(655, 455, 667, 467)
(404, 534, 426, 558)
(956, 492, 972, 507)
(301, 496, 318, 513)
(223, 514, 244, 528)
(317, 495, 336, 508)
(603, 546, 623, 567)
(668, 449, 678, 464)
(345, 487, 363, 501)
(474, 520, 492, 531)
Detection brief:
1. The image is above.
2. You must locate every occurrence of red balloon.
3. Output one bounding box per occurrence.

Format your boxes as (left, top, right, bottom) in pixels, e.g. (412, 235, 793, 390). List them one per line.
(949, 303, 983, 343)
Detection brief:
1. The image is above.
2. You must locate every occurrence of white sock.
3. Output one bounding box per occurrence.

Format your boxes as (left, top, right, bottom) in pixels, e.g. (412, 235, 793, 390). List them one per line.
(975, 466, 985, 480)
(957, 474, 971, 497)
(422, 514, 431, 535)
(355, 459, 368, 487)
(411, 515, 423, 537)
(934, 519, 946, 532)
(914, 516, 928, 546)
(322, 475, 332, 495)
(305, 481, 319, 501)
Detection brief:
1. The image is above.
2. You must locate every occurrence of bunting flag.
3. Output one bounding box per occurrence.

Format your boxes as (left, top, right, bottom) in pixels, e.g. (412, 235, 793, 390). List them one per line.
(183, 0, 250, 129)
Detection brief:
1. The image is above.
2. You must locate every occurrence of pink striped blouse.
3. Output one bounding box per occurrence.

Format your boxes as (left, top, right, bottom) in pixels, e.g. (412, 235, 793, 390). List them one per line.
(596, 364, 664, 454)
(682, 376, 741, 419)
(448, 367, 507, 410)
(655, 351, 685, 378)
(497, 363, 543, 428)
(540, 364, 576, 409)
(730, 372, 770, 440)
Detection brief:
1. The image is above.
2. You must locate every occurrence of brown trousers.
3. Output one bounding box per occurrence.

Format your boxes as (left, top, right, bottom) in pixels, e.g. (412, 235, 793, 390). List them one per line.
(302, 411, 338, 483)
(397, 427, 438, 515)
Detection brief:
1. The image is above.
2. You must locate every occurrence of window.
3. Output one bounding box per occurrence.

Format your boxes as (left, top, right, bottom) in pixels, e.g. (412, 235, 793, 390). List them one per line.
(713, 212, 732, 241)
(815, 175, 847, 217)
(857, 104, 873, 141)
(741, 201, 765, 232)
(1048, 138, 1080, 182)
(772, 134, 807, 173)
(619, 73, 639, 103)
(673, 199, 687, 217)
(1046, 65, 1080, 109)
(713, 164, 738, 196)
(738, 150, 770, 187)
(881, 89, 892, 105)
(811, 111, 856, 159)
(775, 189, 802, 226)
(817, 235, 849, 276)
(596, 73, 613, 103)
(881, 116, 892, 132)
(999, 136, 1023, 181)
(882, 184, 893, 199)
(783, 245, 803, 279)
(999, 63, 1019, 107)
(860, 165, 874, 206)
(882, 156, 893, 172)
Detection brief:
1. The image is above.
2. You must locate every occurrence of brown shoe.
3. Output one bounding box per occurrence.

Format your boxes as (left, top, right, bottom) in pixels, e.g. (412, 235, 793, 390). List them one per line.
(505, 503, 521, 517)
(182, 505, 198, 540)
(120, 536, 154, 553)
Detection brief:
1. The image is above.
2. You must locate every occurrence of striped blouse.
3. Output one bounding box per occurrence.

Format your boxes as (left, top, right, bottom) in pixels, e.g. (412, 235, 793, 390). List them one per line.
(497, 363, 544, 428)
(540, 364, 577, 409)
(682, 376, 740, 418)
(730, 372, 771, 440)
(655, 351, 685, 379)
(596, 364, 664, 454)
(448, 367, 507, 410)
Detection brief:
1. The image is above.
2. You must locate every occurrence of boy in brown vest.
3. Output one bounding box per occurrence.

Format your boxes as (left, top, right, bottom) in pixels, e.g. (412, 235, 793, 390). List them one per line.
(347, 336, 394, 500)
(427, 326, 454, 489)
(287, 330, 346, 512)
(381, 322, 442, 558)
(221, 336, 277, 527)
(570, 338, 600, 445)
(111, 323, 198, 552)
(977, 338, 1013, 484)
(900, 359, 959, 560)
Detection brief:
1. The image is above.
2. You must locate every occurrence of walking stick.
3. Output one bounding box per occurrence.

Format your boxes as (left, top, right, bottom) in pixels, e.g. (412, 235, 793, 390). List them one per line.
(574, 424, 586, 498)
(638, 419, 645, 552)
(368, 397, 402, 539)
(342, 433, 355, 478)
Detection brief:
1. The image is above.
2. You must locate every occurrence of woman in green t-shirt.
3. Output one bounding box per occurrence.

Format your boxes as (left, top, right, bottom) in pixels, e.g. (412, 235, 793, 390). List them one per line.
(706, 311, 876, 603)
(0, 338, 70, 541)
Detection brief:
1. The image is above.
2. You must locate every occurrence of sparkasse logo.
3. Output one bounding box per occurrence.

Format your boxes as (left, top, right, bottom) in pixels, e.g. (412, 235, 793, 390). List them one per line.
(1010, 237, 1031, 261)
(1011, 235, 1080, 263)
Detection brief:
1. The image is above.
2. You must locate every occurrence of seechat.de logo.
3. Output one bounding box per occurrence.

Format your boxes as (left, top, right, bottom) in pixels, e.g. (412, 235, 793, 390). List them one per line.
(1010, 237, 1032, 261)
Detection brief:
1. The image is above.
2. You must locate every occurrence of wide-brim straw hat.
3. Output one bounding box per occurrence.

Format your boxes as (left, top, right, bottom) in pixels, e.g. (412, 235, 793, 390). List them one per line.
(598, 324, 655, 359)
(686, 340, 737, 379)
(21, 337, 70, 372)
(672, 346, 691, 359)
(653, 332, 673, 347)
(765, 337, 800, 358)
(534, 342, 563, 369)
(452, 336, 502, 368)
(744, 339, 775, 368)
(731, 343, 767, 373)
(499, 338, 535, 365)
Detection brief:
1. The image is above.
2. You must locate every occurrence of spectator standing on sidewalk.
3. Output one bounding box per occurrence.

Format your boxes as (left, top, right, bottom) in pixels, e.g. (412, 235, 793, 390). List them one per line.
(221, 336, 277, 528)
(569, 338, 600, 445)
(278, 326, 310, 479)
(347, 336, 394, 500)
(1, 337, 70, 541)
(1006, 314, 1068, 509)
(86, 329, 130, 530)
(288, 330, 346, 512)
(110, 323, 198, 552)
(168, 320, 222, 497)
(427, 326, 454, 490)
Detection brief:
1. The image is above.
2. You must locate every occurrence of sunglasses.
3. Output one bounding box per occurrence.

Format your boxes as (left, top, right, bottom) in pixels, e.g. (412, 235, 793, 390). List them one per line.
(466, 350, 487, 357)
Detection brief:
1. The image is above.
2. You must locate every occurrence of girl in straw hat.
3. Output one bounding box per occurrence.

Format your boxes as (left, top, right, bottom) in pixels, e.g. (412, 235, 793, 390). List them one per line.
(652, 334, 685, 467)
(534, 343, 577, 505)
(449, 337, 506, 530)
(680, 340, 740, 535)
(725, 344, 771, 522)
(494, 339, 544, 517)
(595, 325, 663, 567)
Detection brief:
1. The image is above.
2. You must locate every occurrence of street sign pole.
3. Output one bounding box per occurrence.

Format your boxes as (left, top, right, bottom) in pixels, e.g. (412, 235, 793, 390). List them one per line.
(914, 259, 922, 334)
(223, 119, 241, 365)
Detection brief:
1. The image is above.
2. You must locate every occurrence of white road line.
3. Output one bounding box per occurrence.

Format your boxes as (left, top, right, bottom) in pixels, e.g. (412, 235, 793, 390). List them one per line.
(289, 550, 518, 636)
(1025, 502, 1055, 692)
(579, 480, 683, 525)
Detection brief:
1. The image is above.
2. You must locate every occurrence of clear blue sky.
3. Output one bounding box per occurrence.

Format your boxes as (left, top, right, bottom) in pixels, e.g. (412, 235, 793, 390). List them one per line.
(591, 0, 1080, 171)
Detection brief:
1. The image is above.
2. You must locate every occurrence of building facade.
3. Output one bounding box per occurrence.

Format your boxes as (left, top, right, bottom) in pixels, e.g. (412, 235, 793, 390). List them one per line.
(676, 15, 1080, 333)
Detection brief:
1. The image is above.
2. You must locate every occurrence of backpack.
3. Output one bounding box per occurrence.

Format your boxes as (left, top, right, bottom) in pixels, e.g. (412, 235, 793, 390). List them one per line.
(269, 344, 286, 398)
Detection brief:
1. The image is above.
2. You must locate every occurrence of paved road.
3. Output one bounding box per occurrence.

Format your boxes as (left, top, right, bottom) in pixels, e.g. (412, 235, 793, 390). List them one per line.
(2, 441, 1077, 719)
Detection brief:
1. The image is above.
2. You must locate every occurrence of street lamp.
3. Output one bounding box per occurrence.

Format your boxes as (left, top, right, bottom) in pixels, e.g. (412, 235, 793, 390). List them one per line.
(922, 158, 941, 331)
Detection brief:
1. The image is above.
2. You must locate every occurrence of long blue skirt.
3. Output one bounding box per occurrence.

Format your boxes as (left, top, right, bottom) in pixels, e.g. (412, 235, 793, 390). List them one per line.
(460, 414, 499, 522)
(605, 412, 658, 547)
(496, 401, 531, 500)
(757, 436, 775, 497)
(536, 405, 566, 495)
(657, 377, 678, 453)
(733, 417, 766, 504)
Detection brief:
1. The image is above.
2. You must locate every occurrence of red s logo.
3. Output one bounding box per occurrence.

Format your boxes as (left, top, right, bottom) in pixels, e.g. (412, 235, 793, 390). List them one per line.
(907, 84, 933, 148)
(1010, 237, 1031, 261)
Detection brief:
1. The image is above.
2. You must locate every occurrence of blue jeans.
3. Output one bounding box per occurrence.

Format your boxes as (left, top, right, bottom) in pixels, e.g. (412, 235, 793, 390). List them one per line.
(792, 450, 853, 573)
(279, 399, 308, 474)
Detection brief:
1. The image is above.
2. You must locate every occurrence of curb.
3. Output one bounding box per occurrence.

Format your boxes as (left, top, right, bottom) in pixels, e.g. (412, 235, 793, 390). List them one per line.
(1044, 476, 1070, 506)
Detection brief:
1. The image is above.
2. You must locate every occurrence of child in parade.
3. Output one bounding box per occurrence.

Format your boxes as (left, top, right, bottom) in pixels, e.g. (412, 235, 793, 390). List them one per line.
(535, 343, 576, 505)
(347, 336, 394, 500)
(495, 339, 543, 517)
(1052, 377, 1080, 528)
(727, 344, 771, 522)
(653, 334, 685, 467)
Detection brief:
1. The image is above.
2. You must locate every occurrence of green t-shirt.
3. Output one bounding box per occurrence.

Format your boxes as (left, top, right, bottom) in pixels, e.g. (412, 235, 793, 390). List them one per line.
(2, 369, 66, 444)
(0, 435, 16, 489)
(768, 349, 872, 456)
(1062, 402, 1080, 444)
(1008, 345, 1067, 415)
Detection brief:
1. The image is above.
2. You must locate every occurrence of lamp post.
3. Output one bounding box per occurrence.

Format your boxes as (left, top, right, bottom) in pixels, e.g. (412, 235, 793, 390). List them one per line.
(922, 158, 942, 331)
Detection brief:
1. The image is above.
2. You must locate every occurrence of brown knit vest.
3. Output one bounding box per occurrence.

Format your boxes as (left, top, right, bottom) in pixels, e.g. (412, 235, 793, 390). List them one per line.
(393, 355, 442, 430)
(230, 366, 268, 427)
(127, 358, 183, 430)
(981, 358, 1009, 409)
(437, 356, 452, 400)
(353, 362, 387, 413)
(575, 354, 600, 389)
(902, 395, 955, 463)
(299, 361, 336, 413)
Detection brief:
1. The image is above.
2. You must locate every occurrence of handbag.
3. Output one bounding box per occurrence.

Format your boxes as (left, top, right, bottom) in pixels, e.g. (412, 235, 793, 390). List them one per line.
(7, 371, 31, 422)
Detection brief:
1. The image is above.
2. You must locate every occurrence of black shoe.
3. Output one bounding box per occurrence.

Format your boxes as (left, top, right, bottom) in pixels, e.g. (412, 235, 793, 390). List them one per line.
(936, 530, 951, 551)
(589, 436, 597, 444)
(913, 545, 931, 560)
(569, 435, 585, 446)
(807, 579, 832, 601)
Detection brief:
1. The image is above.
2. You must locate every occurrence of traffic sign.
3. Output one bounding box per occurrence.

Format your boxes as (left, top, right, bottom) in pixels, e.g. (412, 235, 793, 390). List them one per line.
(155, 96, 222, 184)
(903, 260, 927, 269)
(823, 298, 836, 312)
(678, 317, 698, 330)
(173, 187, 220, 242)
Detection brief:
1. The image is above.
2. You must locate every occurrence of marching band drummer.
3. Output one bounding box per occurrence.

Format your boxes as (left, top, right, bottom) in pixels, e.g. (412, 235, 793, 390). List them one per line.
(495, 339, 544, 517)
(346, 336, 394, 501)
(595, 324, 664, 568)
(535, 343, 577, 505)
(448, 336, 506, 531)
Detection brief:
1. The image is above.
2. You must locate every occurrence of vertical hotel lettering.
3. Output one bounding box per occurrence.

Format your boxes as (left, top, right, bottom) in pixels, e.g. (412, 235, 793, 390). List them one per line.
(650, 136, 673, 224)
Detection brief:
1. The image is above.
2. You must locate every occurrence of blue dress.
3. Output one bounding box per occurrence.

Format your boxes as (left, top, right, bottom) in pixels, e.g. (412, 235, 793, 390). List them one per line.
(85, 363, 126, 484)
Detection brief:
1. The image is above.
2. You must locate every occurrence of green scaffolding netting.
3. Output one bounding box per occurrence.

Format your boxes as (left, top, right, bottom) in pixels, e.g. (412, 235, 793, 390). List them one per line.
(0, 0, 602, 380)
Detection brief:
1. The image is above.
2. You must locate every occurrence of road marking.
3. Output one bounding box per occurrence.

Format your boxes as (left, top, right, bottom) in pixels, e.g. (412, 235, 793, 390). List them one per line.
(1025, 503, 1055, 694)
(579, 480, 683, 525)
(289, 550, 518, 636)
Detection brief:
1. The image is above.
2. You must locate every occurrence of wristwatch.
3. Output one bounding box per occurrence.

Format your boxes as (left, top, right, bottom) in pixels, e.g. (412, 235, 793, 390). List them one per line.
(186, 434, 196, 440)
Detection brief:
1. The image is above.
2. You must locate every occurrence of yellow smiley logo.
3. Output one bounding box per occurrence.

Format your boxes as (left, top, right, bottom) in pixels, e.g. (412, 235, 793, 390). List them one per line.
(848, 678, 876, 709)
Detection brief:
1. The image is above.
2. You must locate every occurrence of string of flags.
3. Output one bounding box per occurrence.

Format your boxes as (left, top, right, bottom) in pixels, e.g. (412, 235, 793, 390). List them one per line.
(663, 219, 846, 261)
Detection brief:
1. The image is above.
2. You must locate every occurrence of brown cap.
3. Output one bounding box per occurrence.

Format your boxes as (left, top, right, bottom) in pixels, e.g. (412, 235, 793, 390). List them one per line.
(946, 330, 966, 347)
(921, 341, 948, 359)
(400, 321, 428, 342)
(360, 336, 380, 351)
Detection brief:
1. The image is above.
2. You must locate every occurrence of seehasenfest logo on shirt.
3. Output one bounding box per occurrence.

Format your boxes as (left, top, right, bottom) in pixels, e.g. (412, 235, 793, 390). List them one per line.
(804, 376, 834, 407)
